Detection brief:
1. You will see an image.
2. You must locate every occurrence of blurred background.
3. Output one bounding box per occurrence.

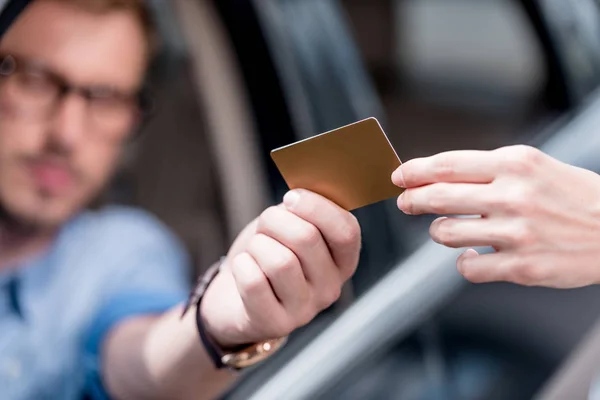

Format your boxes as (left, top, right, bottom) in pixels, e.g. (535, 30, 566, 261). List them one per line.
(107, 0, 600, 398)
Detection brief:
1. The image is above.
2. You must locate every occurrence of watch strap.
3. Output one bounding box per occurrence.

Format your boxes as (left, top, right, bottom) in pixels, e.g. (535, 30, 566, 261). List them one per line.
(181, 258, 229, 369)
(182, 257, 288, 370)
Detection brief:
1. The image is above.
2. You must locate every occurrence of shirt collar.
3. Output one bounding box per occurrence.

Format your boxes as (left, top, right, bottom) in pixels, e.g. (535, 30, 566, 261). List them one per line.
(0, 212, 83, 321)
(0, 269, 25, 320)
(7, 277, 22, 318)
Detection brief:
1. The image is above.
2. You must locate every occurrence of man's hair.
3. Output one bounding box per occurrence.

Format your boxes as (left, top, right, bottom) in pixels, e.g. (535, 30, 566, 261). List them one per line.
(52, 0, 158, 55)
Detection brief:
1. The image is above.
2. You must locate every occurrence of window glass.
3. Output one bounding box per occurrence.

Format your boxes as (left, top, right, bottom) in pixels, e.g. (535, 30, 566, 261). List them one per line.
(343, 0, 551, 160)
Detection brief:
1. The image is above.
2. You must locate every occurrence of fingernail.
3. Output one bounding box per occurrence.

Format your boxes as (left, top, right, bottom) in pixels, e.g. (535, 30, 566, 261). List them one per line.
(283, 190, 300, 209)
(457, 249, 478, 275)
(397, 192, 404, 208)
(462, 249, 479, 259)
(397, 192, 411, 214)
(392, 167, 406, 188)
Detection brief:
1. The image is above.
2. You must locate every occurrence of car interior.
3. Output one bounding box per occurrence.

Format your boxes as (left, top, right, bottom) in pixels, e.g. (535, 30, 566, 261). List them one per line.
(97, 0, 600, 398)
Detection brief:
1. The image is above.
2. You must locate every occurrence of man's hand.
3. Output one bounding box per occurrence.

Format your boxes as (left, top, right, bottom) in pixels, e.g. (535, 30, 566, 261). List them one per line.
(392, 145, 600, 288)
(200, 189, 361, 347)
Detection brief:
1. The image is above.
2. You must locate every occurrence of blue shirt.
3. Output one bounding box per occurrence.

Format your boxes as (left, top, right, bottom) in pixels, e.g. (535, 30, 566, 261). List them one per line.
(0, 206, 191, 400)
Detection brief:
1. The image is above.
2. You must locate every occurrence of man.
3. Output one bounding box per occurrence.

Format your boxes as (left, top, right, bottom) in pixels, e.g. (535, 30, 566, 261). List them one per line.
(0, 1, 361, 399)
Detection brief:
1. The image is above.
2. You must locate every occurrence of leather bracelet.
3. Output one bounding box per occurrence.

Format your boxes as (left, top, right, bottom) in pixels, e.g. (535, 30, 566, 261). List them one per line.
(181, 257, 288, 370)
(181, 257, 229, 369)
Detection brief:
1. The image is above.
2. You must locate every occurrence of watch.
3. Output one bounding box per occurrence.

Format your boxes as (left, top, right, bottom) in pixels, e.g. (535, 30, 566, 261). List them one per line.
(181, 258, 288, 370)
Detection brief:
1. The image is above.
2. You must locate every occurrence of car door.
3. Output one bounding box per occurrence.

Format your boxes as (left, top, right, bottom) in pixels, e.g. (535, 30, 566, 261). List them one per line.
(218, 0, 600, 399)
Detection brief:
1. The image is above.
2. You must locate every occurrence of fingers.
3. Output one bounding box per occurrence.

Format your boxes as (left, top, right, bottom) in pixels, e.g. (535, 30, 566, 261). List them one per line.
(392, 150, 499, 189)
(398, 183, 492, 216)
(429, 216, 517, 249)
(456, 249, 509, 284)
(456, 249, 542, 286)
(229, 252, 287, 327)
(257, 205, 343, 308)
(282, 189, 361, 279)
(228, 189, 361, 337)
(392, 145, 547, 188)
(246, 233, 311, 312)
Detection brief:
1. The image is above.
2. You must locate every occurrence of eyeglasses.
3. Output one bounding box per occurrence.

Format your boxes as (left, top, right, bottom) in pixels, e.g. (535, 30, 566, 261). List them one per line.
(0, 53, 151, 141)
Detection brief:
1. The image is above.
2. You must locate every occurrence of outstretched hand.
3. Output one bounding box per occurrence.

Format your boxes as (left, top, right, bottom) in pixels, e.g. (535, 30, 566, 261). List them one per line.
(392, 145, 600, 288)
(200, 189, 361, 347)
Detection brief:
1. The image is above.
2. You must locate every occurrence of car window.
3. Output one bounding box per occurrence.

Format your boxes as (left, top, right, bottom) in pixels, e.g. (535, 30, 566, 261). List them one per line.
(540, 0, 600, 101)
(343, 0, 552, 161)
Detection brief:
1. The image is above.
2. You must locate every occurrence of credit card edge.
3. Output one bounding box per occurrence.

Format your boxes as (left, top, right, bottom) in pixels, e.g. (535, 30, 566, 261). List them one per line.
(270, 117, 381, 153)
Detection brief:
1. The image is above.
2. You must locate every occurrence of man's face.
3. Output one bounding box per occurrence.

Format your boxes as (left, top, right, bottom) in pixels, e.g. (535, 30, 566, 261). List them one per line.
(0, 0, 148, 229)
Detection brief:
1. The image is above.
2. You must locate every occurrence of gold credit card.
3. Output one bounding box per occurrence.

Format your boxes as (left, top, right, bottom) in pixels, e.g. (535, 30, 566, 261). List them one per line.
(271, 117, 404, 211)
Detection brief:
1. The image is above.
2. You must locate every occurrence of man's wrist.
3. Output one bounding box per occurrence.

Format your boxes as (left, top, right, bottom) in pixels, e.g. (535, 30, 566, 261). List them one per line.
(180, 258, 229, 369)
(183, 258, 287, 370)
(199, 300, 246, 350)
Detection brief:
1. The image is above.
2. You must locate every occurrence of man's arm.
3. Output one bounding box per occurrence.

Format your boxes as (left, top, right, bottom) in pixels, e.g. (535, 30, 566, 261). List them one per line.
(102, 306, 235, 400)
(101, 189, 362, 400)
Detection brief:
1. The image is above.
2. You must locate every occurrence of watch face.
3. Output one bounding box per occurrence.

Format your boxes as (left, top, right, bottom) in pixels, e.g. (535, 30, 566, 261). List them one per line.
(222, 337, 289, 369)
